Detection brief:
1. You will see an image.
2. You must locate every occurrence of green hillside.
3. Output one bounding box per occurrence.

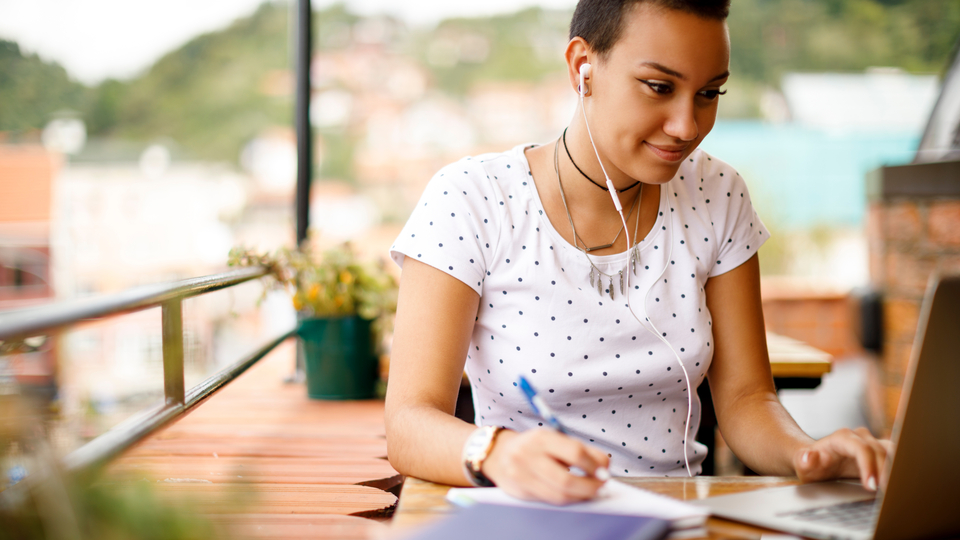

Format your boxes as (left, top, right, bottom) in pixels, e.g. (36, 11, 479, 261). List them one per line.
(727, 0, 960, 83)
(412, 8, 570, 95)
(1, 0, 957, 162)
(0, 40, 88, 133)
(89, 2, 294, 161)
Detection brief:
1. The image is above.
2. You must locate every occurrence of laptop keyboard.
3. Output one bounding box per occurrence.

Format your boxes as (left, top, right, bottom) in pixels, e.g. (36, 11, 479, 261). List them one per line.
(777, 499, 878, 531)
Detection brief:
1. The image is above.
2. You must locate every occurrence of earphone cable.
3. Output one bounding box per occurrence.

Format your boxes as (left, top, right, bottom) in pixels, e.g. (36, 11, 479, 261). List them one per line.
(580, 77, 694, 477)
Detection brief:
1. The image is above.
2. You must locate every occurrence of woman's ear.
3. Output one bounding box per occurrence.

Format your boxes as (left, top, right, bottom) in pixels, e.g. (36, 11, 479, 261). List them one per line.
(565, 37, 592, 96)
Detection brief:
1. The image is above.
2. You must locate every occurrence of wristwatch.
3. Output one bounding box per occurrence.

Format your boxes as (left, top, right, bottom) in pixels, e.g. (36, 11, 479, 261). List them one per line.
(461, 425, 505, 487)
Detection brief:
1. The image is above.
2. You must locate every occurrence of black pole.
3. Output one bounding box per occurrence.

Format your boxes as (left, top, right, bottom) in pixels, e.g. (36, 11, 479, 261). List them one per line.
(295, 0, 312, 247)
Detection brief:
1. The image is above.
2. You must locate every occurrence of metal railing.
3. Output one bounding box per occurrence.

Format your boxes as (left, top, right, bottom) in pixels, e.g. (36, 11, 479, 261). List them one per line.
(0, 267, 295, 476)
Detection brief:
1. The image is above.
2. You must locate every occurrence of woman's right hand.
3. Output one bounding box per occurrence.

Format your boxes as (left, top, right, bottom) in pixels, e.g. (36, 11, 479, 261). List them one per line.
(481, 428, 610, 505)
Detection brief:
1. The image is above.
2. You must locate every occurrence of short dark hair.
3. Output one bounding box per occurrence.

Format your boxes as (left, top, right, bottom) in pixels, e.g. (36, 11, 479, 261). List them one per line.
(569, 0, 730, 58)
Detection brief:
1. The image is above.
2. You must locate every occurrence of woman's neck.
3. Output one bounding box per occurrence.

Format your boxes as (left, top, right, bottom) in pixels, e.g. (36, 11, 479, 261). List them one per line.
(524, 137, 659, 257)
(559, 122, 640, 216)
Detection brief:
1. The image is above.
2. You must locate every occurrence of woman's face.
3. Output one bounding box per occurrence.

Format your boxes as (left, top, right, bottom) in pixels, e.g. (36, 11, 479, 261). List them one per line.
(582, 3, 730, 185)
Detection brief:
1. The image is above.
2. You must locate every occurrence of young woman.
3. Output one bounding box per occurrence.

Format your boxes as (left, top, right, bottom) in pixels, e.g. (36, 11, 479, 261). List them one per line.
(385, 0, 889, 505)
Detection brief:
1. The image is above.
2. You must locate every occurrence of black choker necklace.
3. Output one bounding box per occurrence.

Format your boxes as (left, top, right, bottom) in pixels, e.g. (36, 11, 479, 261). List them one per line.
(562, 127, 641, 193)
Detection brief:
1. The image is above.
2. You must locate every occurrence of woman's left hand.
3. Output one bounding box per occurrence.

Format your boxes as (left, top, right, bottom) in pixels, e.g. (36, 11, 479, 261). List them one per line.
(793, 427, 892, 491)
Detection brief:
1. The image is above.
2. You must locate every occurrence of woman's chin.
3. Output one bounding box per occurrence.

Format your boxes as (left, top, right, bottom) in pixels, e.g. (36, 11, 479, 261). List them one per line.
(626, 163, 683, 185)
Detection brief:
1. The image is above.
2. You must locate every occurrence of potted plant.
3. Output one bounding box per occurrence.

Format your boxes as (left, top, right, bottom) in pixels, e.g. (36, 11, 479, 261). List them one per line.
(228, 243, 397, 400)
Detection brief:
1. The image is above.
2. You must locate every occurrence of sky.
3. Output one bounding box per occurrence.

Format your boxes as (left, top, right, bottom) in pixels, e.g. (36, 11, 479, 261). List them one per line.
(0, 0, 577, 85)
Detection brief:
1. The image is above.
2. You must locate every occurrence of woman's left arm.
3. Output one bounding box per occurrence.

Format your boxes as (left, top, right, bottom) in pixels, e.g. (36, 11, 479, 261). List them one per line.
(705, 253, 891, 491)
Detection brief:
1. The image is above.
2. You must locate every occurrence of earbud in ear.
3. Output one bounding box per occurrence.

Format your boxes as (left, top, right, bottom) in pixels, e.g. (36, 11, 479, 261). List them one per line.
(579, 63, 592, 96)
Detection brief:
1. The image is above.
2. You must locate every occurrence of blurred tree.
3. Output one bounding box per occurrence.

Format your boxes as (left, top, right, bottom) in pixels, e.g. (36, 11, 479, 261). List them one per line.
(0, 40, 87, 133)
(85, 78, 126, 135)
(414, 8, 569, 95)
(95, 2, 293, 161)
(3, 0, 958, 155)
(727, 0, 960, 84)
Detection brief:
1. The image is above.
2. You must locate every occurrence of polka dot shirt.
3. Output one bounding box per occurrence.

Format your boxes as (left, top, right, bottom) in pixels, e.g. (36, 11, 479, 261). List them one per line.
(391, 144, 769, 476)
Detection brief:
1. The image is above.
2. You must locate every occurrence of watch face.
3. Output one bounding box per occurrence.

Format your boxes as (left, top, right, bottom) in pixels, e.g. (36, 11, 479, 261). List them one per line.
(466, 426, 501, 462)
(465, 427, 492, 456)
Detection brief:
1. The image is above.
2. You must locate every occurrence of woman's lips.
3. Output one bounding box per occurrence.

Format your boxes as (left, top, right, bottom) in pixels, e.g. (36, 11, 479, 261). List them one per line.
(645, 142, 686, 162)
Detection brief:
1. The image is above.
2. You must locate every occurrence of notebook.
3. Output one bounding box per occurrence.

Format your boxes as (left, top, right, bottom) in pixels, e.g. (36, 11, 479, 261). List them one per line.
(447, 478, 708, 533)
(403, 502, 671, 540)
(691, 274, 960, 540)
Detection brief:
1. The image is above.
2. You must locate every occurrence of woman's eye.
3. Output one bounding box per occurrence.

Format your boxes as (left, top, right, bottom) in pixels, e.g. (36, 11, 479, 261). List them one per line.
(698, 89, 728, 100)
(640, 80, 672, 94)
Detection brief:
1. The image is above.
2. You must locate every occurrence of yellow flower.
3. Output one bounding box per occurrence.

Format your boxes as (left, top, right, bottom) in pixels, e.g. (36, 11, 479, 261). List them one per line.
(292, 296, 303, 311)
(339, 271, 353, 284)
(334, 295, 344, 307)
(308, 283, 320, 300)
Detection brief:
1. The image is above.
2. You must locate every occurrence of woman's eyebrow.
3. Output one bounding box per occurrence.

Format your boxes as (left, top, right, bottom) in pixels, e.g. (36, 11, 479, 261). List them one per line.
(640, 61, 685, 79)
(639, 61, 730, 83)
(709, 70, 730, 82)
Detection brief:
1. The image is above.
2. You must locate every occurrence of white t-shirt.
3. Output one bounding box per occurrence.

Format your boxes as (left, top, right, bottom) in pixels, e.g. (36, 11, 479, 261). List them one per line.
(390, 144, 769, 476)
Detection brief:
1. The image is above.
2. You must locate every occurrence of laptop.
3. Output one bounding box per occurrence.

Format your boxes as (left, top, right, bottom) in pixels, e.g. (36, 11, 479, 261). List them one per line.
(692, 274, 960, 540)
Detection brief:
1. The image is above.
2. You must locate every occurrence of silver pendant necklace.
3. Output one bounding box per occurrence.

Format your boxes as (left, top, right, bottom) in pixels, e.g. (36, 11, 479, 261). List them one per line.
(554, 137, 642, 299)
(574, 181, 639, 252)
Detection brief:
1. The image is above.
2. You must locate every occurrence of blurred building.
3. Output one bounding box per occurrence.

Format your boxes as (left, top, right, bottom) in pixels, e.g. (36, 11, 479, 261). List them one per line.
(0, 145, 60, 390)
(304, 26, 578, 260)
(866, 52, 960, 433)
(781, 70, 939, 135)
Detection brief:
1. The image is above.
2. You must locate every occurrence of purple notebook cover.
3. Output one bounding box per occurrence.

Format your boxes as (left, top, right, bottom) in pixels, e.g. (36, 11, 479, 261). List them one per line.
(407, 502, 672, 540)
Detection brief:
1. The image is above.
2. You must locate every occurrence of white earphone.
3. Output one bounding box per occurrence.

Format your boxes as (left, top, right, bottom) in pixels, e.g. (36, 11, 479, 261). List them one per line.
(579, 62, 591, 96)
(577, 60, 695, 477)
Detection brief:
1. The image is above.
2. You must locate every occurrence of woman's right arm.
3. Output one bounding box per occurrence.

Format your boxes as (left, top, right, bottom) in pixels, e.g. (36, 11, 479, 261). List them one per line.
(384, 257, 609, 502)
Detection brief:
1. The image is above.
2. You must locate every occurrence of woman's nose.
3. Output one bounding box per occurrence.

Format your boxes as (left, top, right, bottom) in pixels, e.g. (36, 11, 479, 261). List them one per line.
(663, 99, 699, 142)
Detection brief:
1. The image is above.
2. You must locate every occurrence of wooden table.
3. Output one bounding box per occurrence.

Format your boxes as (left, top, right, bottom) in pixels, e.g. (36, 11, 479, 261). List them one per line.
(766, 332, 833, 383)
(392, 475, 802, 539)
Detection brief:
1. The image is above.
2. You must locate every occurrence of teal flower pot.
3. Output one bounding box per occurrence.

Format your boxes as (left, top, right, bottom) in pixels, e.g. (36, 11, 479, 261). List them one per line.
(297, 315, 378, 400)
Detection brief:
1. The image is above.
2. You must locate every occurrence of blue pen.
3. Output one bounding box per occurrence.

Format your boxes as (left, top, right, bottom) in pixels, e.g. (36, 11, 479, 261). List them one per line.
(518, 376, 569, 433)
(518, 375, 611, 481)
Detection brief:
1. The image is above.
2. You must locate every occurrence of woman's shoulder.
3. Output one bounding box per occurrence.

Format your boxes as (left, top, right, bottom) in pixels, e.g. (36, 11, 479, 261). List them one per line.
(678, 148, 748, 195)
(430, 144, 534, 190)
(414, 144, 537, 221)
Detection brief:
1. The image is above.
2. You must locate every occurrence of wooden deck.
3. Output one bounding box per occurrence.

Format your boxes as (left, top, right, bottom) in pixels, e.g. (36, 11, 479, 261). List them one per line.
(105, 340, 400, 540)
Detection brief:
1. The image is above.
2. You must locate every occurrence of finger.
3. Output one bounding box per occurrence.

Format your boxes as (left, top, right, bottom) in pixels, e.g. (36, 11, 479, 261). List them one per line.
(795, 447, 825, 482)
(524, 451, 604, 504)
(850, 428, 884, 491)
(827, 429, 879, 489)
(583, 445, 612, 479)
(538, 430, 608, 478)
(878, 439, 893, 454)
(497, 433, 600, 504)
(488, 449, 554, 503)
(854, 429, 889, 490)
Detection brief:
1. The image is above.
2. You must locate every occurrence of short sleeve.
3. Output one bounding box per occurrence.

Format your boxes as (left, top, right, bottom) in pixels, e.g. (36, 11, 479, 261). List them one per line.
(699, 156, 770, 278)
(390, 159, 503, 295)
